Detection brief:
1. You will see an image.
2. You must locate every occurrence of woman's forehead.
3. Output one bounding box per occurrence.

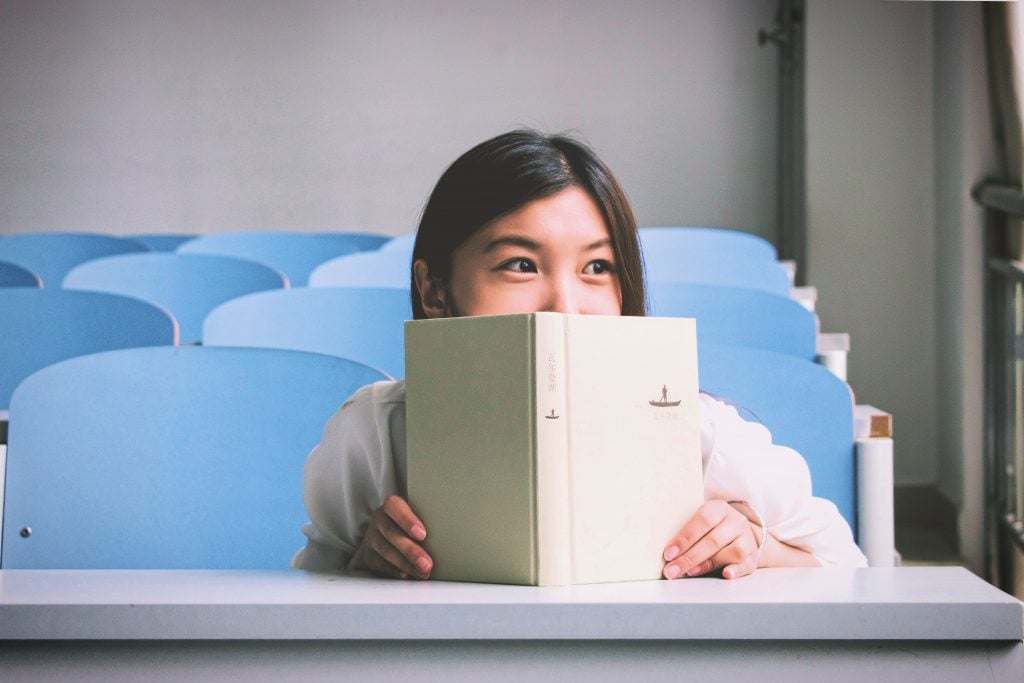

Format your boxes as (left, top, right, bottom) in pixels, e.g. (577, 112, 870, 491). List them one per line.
(467, 187, 611, 251)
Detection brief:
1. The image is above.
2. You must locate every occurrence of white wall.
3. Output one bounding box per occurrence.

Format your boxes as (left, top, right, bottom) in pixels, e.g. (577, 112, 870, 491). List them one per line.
(808, 1, 998, 573)
(933, 3, 995, 575)
(806, 0, 938, 486)
(0, 0, 778, 238)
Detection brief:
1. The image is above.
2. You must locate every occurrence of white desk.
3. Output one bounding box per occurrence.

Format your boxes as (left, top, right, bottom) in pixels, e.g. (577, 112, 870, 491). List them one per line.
(1, 567, 1021, 681)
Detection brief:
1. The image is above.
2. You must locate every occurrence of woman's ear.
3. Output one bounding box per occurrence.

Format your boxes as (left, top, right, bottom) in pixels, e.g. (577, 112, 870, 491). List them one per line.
(413, 259, 447, 319)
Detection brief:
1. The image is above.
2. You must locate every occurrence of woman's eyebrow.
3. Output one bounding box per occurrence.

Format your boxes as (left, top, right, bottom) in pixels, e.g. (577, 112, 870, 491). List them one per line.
(482, 236, 612, 253)
(483, 235, 541, 252)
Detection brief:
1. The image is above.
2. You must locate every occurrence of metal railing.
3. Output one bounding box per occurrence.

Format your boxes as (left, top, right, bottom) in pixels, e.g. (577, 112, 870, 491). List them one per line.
(973, 181, 1024, 589)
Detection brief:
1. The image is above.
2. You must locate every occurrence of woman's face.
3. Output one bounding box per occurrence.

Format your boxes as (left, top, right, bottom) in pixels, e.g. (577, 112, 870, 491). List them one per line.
(415, 186, 623, 318)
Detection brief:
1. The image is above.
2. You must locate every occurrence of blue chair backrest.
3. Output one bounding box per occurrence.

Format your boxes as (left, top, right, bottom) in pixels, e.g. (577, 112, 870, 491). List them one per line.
(3, 348, 387, 573)
(309, 250, 412, 289)
(643, 246, 791, 296)
(0, 233, 150, 288)
(639, 227, 777, 261)
(0, 289, 177, 410)
(311, 231, 391, 252)
(380, 233, 416, 253)
(0, 261, 41, 288)
(177, 231, 366, 286)
(63, 253, 288, 344)
(649, 283, 817, 359)
(1, 346, 387, 569)
(131, 234, 198, 252)
(204, 287, 411, 378)
(697, 343, 855, 531)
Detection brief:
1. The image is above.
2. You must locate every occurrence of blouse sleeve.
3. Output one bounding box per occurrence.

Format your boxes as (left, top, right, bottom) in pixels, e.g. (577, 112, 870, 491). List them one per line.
(291, 381, 406, 571)
(699, 394, 868, 568)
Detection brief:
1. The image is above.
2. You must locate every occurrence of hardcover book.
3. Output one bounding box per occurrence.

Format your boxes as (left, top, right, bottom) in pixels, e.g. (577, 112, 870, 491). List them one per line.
(405, 313, 703, 586)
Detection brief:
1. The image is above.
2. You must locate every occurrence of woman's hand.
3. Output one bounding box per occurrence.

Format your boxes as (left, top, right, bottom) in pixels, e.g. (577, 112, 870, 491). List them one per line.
(662, 500, 762, 580)
(350, 495, 434, 580)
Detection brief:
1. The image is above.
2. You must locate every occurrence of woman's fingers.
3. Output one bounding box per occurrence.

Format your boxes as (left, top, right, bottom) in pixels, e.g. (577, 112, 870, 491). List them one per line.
(375, 506, 434, 578)
(381, 495, 428, 542)
(356, 496, 434, 580)
(361, 531, 413, 579)
(722, 543, 760, 579)
(662, 500, 759, 579)
(662, 500, 730, 570)
(364, 516, 423, 579)
(379, 495, 433, 577)
(665, 526, 747, 578)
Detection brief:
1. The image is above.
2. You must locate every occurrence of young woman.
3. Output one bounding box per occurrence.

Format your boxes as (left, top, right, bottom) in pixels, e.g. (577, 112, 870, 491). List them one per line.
(293, 130, 867, 580)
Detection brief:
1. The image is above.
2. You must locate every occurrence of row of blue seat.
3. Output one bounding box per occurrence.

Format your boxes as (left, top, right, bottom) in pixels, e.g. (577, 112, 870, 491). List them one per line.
(1, 342, 853, 570)
(0, 227, 792, 294)
(0, 231, 390, 288)
(0, 232, 804, 352)
(204, 283, 817, 378)
(0, 280, 817, 405)
(317, 232, 791, 294)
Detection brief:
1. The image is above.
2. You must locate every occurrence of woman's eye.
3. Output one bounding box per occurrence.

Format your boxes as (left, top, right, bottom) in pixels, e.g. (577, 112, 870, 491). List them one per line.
(499, 258, 537, 273)
(583, 260, 614, 275)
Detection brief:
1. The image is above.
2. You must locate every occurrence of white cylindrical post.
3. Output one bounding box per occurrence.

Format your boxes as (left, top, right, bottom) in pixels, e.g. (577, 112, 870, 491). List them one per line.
(856, 437, 896, 567)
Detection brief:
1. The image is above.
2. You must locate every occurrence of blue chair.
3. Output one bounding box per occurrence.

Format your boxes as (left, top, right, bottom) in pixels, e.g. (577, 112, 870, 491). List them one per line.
(177, 231, 366, 286)
(639, 227, 777, 261)
(0, 233, 150, 288)
(309, 251, 412, 289)
(63, 253, 288, 344)
(649, 283, 817, 360)
(643, 246, 791, 296)
(1, 346, 387, 569)
(313, 231, 392, 252)
(204, 287, 411, 378)
(0, 261, 41, 288)
(131, 234, 197, 252)
(380, 233, 416, 253)
(698, 343, 855, 532)
(0, 289, 177, 410)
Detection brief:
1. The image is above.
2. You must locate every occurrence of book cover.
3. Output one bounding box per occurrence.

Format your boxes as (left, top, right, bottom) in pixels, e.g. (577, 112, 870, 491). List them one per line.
(405, 313, 702, 586)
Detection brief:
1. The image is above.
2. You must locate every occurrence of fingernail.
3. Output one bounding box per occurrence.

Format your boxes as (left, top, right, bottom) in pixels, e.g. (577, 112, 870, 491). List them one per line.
(664, 546, 679, 562)
(416, 557, 432, 573)
(686, 565, 703, 577)
(664, 564, 681, 579)
(411, 524, 426, 540)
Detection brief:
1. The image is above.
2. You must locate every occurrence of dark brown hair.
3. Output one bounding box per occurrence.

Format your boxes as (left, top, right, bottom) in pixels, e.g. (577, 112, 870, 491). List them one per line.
(410, 130, 646, 319)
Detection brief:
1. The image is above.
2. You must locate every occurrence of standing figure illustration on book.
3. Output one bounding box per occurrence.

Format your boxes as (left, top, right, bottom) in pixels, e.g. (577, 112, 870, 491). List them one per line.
(649, 385, 682, 409)
(294, 129, 867, 582)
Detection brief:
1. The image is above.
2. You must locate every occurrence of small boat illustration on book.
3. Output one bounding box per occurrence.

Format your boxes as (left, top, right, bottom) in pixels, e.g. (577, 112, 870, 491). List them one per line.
(649, 385, 681, 408)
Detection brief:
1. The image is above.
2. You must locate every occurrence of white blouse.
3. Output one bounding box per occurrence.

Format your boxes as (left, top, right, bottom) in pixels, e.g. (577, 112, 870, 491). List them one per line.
(293, 380, 868, 571)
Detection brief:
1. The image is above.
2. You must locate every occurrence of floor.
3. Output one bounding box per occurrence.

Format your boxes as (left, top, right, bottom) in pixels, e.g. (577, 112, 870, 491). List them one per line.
(893, 486, 964, 567)
(895, 525, 963, 567)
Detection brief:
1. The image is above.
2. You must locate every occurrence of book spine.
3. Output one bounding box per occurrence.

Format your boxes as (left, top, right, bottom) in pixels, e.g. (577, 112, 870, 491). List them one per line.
(533, 314, 571, 586)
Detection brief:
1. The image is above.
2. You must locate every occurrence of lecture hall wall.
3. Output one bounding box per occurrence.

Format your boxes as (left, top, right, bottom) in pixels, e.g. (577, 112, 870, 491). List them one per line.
(0, 0, 990, 569)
